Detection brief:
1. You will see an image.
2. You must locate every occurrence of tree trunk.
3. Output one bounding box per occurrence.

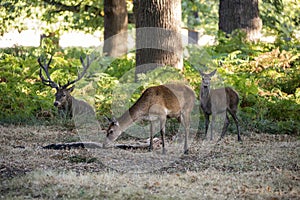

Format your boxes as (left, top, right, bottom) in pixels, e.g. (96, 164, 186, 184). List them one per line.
(219, 0, 262, 41)
(134, 0, 182, 81)
(103, 0, 128, 57)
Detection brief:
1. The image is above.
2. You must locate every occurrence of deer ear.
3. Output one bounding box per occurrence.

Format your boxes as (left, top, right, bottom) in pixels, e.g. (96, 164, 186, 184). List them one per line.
(209, 69, 217, 77)
(218, 61, 223, 67)
(68, 85, 75, 92)
(199, 70, 205, 77)
(106, 116, 119, 126)
(112, 117, 119, 126)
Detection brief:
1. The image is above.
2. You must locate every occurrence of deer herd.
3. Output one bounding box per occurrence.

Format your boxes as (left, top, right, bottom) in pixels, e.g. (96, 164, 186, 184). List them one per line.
(38, 55, 242, 154)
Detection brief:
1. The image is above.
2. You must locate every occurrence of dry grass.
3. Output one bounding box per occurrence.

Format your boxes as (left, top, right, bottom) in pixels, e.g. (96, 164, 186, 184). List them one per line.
(0, 124, 299, 199)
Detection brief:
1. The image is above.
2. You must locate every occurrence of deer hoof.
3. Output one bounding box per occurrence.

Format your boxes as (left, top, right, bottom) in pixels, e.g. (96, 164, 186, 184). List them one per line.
(184, 149, 189, 155)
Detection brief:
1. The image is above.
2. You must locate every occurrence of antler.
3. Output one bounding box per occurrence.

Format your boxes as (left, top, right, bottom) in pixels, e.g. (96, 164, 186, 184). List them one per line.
(38, 55, 59, 89)
(61, 55, 94, 89)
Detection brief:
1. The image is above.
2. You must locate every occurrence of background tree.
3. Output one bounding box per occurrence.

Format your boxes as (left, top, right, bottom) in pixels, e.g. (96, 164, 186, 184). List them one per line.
(218, 0, 262, 41)
(103, 0, 128, 57)
(134, 0, 182, 81)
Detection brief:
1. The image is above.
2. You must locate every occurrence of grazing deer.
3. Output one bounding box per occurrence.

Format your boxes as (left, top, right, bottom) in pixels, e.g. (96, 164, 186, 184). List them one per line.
(198, 69, 242, 141)
(104, 84, 196, 154)
(38, 55, 95, 118)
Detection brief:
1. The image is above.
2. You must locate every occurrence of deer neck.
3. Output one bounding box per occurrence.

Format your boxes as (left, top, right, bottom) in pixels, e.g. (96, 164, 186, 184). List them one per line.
(201, 85, 211, 98)
(67, 96, 74, 109)
(117, 110, 135, 131)
(117, 103, 146, 131)
(63, 96, 74, 116)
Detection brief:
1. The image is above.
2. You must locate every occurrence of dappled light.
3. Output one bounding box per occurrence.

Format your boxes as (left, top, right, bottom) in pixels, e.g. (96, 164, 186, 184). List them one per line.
(0, 0, 299, 199)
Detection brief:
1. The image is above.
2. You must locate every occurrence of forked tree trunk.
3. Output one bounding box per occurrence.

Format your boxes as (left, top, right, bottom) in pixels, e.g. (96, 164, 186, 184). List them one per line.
(134, 0, 182, 81)
(219, 0, 262, 41)
(103, 0, 128, 57)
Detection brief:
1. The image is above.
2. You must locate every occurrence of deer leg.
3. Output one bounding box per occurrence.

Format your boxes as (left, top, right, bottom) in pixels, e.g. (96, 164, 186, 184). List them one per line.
(197, 109, 202, 136)
(210, 114, 215, 140)
(149, 121, 154, 152)
(160, 117, 167, 154)
(181, 112, 190, 154)
(229, 110, 242, 142)
(204, 113, 210, 140)
(219, 112, 230, 141)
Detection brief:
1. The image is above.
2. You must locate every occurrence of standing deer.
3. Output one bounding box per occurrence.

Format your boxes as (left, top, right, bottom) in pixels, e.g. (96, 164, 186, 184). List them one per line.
(38, 55, 95, 118)
(199, 69, 242, 141)
(104, 84, 196, 154)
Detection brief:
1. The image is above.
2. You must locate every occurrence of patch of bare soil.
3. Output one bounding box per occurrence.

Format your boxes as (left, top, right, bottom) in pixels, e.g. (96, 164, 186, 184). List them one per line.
(0, 124, 299, 199)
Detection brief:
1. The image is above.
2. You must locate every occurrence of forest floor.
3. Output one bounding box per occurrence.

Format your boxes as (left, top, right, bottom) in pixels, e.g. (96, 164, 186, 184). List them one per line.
(0, 124, 299, 199)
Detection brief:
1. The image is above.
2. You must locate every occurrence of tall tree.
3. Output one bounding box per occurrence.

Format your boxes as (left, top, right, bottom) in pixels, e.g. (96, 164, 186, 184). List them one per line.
(134, 0, 182, 81)
(103, 0, 128, 57)
(219, 0, 262, 41)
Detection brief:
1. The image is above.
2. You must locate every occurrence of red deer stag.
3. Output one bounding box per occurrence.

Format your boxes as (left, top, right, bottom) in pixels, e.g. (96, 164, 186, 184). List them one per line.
(104, 84, 196, 154)
(38, 55, 95, 118)
(199, 69, 242, 142)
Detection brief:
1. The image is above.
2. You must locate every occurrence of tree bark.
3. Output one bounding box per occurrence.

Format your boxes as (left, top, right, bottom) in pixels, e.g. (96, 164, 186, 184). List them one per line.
(134, 0, 182, 81)
(103, 0, 128, 57)
(219, 0, 262, 41)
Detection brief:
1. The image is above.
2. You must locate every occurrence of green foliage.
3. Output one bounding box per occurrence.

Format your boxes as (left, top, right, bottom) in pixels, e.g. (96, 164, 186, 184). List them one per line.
(105, 56, 135, 79)
(182, 0, 218, 34)
(1, 0, 300, 135)
(206, 32, 300, 135)
(182, 60, 201, 97)
(94, 73, 118, 117)
(0, 47, 90, 123)
(0, 53, 53, 122)
(260, 0, 300, 46)
(0, 0, 104, 35)
(1, 42, 299, 135)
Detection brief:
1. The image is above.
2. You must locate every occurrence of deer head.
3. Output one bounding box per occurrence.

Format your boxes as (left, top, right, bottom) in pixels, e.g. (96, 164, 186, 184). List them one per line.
(38, 55, 93, 112)
(106, 117, 121, 143)
(199, 69, 217, 88)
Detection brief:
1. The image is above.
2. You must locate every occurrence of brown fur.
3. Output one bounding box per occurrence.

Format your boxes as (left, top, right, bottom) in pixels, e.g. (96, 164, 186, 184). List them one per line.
(199, 70, 242, 141)
(54, 86, 94, 119)
(105, 83, 196, 154)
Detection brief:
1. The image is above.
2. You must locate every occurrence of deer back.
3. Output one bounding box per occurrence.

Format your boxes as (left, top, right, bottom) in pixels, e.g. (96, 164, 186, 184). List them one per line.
(71, 99, 95, 121)
(202, 87, 239, 115)
(224, 87, 239, 111)
(128, 84, 195, 120)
